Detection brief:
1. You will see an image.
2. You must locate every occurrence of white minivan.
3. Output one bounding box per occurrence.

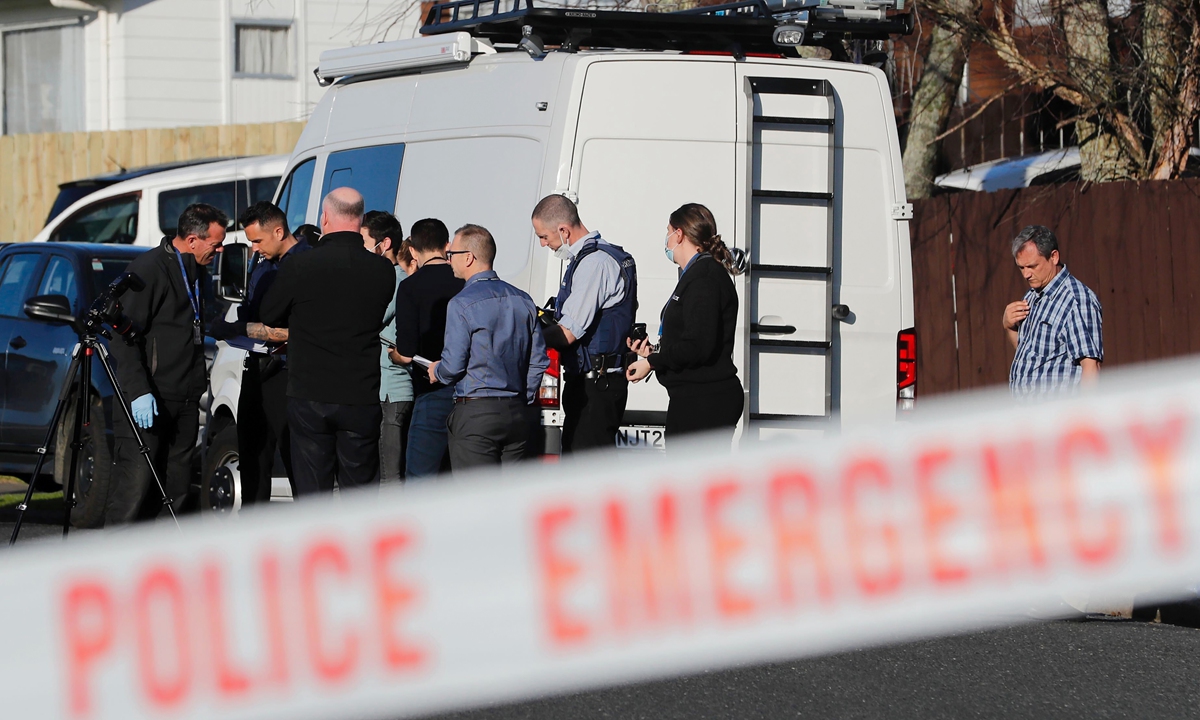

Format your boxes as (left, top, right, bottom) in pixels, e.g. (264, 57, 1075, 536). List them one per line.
(32, 155, 289, 248)
(206, 10, 917, 508)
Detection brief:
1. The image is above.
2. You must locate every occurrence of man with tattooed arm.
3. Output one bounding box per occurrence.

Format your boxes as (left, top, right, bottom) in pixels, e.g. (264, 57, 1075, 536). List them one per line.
(210, 201, 311, 504)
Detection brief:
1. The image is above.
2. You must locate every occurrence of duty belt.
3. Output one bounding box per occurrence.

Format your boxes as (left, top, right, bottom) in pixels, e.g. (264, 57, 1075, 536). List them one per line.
(580, 352, 626, 380)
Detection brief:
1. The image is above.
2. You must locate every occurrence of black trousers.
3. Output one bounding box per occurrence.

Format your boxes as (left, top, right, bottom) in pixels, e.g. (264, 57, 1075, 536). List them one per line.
(561, 373, 628, 453)
(665, 377, 744, 448)
(237, 358, 294, 504)
(447, 397, 531, 471)
(107, 396, 198, 525)
(287, 398, 382, 496)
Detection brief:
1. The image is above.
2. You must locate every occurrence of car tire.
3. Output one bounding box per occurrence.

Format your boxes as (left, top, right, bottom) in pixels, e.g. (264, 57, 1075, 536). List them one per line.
(201, 422, 241, 515)
(55, 392, 112, 529)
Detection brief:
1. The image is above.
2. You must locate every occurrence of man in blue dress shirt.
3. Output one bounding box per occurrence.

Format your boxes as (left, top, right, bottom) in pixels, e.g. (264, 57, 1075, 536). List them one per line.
(428, 224, 549, 470)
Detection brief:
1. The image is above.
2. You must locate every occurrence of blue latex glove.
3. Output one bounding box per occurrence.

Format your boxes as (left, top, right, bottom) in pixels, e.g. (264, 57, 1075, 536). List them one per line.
(131, 393, 158, 429)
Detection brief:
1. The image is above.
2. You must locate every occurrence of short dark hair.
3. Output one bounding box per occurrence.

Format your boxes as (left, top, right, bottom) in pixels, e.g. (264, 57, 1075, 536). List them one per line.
(410, 218, 450, 254)
(239, 201, 289, 237)
(177, 203, 229, 240)
(532, 194, 582, 229)
(294, 224, 321, 246)
(363, 210, 403, 245)
(455, 223, 496, 265)
(1012, 225, 1058, 259)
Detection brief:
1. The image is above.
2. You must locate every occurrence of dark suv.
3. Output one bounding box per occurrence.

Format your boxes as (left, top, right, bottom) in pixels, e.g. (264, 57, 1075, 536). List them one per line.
(0, 242, 147, 526)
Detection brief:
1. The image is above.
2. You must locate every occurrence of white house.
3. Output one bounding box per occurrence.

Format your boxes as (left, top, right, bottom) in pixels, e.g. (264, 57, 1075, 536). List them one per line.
(0, 0, 424, 135)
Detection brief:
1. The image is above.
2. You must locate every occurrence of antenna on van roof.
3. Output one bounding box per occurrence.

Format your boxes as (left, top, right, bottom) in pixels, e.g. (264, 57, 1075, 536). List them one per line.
(418, 0, 911, 58)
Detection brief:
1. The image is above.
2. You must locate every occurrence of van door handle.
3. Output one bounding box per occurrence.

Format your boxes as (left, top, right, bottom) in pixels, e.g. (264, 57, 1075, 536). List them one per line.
(9, 335, 26, 349)
(751, 323, 796, 334)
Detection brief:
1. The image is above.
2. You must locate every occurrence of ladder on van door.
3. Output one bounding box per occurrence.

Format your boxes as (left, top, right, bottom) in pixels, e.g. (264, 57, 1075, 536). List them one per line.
(745, 75, 844, 424)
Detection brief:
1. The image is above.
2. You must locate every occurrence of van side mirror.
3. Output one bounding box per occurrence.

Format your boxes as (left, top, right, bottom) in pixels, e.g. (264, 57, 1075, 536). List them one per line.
(24, 295, 76, 325)
(217, 243, 250, 303)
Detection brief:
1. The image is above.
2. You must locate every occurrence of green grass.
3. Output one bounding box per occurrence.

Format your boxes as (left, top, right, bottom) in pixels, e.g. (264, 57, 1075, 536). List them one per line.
(0, 491, 63, 512)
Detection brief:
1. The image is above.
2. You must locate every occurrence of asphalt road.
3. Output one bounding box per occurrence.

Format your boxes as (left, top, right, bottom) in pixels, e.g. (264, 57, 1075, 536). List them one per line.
(7, 518, 1200, 719)
(434, 621, 1200, 720)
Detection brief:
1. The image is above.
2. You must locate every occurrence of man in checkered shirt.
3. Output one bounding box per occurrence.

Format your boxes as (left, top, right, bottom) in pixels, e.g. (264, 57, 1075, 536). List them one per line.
(1003, 225, 1102, 397)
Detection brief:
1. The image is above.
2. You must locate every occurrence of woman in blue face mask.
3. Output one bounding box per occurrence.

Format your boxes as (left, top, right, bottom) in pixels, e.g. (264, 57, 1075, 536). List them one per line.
(626, 203, 745, 448)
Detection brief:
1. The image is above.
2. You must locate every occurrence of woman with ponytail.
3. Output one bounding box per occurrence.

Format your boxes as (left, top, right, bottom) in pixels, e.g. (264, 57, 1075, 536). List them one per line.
(626, 203, 745, 446)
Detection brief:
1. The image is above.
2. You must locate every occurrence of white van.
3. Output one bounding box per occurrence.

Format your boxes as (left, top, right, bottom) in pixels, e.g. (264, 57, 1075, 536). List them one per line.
(205, 8, 917, 507)
(32, 155, 289, 248)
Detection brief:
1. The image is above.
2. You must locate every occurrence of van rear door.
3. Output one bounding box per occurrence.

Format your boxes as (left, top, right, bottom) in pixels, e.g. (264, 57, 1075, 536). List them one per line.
(738, 62, 910, 431)
(568, 58, 739, 435)
(736, 65, 837, 436)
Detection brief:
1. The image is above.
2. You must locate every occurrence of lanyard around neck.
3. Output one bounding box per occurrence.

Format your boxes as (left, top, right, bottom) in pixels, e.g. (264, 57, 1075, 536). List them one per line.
(174, 250, 201, 322)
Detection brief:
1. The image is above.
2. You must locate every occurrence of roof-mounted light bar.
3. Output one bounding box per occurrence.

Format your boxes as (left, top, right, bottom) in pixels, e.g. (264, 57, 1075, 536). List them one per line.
(315, 32, 495, 86)
(419, 0, 912, 56)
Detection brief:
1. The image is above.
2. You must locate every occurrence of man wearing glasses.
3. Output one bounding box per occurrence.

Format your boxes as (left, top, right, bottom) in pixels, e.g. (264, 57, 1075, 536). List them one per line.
(428, 224, 548, 470)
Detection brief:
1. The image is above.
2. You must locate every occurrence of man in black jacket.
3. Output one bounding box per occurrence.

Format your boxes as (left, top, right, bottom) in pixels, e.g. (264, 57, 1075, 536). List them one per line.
(106, 203, 228, 524)
(208, 202, 311, 504)
(260, 187, 396, 495)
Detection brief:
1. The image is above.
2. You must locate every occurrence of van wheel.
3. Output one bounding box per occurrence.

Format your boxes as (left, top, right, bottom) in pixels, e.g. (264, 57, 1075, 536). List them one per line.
(201, 423, 240, 515)
(56, 393, 111, 529)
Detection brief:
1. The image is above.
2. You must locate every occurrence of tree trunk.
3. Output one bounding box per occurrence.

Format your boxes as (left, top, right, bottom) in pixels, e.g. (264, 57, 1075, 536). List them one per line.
(1147, 0, 1200, 179)
(902, 15, 971, 199)
(1058, 0, 1140, 180)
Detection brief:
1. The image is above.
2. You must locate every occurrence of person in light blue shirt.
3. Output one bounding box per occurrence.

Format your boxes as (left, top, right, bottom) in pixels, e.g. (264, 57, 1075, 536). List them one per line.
(429, 224, 548, 471)
(363, 211, 414, 483)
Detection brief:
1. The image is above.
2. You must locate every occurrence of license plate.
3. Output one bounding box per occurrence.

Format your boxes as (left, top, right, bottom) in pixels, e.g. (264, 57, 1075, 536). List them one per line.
(615, 426, 665, 450)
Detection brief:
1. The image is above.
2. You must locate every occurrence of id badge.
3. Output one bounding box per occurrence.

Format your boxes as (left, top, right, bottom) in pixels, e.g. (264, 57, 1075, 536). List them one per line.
(193, 321, 202, 346)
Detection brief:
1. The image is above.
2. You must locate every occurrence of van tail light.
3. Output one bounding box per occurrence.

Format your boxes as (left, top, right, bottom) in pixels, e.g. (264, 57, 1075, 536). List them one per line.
(539, 348, 561, 408)
(897, 328, 917, 415)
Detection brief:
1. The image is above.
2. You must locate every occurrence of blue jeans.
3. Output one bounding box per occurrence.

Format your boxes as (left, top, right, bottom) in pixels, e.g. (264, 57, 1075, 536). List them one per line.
(405, 385, 454, 479)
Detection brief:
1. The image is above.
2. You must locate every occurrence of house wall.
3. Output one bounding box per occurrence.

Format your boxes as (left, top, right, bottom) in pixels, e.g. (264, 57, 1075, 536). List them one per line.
(0, 0, 423, 134)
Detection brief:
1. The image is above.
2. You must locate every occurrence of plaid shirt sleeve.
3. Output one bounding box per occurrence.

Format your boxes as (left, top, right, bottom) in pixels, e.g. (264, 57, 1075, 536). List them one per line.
(1063, 287, 1103, 364)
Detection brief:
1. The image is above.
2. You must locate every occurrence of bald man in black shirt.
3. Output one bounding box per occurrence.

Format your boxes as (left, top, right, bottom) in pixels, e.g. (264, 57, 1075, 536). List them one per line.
(260, 188, 396, 495)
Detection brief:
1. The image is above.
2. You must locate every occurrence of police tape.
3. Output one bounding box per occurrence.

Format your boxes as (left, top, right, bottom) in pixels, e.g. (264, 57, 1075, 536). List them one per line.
(3, 358, 1200, 720)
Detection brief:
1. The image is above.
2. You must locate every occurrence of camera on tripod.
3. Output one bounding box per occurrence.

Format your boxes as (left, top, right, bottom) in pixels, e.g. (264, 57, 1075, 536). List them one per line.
(24, 270, 145, 342)
(84, 271, 145, 341)
(10, 268, 180, 545)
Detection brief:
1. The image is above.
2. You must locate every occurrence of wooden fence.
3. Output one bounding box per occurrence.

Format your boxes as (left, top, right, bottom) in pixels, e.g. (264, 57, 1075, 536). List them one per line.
(911, 179, 1200, 396)
(0, 121, 305, 243)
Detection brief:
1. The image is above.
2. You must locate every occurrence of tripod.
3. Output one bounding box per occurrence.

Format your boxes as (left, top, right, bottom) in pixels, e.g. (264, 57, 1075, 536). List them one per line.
(8, 332, 179, 545)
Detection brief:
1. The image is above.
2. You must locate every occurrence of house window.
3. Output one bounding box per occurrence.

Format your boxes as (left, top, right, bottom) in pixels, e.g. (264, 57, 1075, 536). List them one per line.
(1013, 0, 1052, 26)
(3, 24, 84, 135)
(234, 23, 292, 78)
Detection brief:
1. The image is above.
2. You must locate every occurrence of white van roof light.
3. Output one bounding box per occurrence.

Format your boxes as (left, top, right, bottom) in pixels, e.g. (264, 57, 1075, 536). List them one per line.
(315, 32, 496, 86)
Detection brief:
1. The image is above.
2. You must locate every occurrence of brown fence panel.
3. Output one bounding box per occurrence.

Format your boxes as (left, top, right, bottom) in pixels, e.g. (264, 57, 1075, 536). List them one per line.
(910, 194, 960, 393)
(0, 121, 305, 244)
(911, 179, 1200, 397)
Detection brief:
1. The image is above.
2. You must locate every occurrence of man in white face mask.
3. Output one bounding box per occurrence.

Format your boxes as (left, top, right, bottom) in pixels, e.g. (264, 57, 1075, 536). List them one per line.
(531, 194, 639, 454)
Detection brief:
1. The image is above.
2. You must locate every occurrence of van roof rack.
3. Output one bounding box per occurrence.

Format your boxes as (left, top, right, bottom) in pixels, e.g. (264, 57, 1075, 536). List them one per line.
(419, 0, 912, 57)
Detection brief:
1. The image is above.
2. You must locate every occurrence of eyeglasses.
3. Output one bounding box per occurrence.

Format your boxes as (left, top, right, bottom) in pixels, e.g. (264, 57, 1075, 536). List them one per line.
(446, 249, 471, 259)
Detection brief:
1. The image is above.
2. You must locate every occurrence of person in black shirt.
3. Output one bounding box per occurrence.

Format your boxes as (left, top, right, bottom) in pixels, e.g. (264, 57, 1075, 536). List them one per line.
(626, 203, 745, 446)
(106, 203, 228, 524)
(259, 188, 396, 495)
(388, 218, 464, 478)
(209, 202, 311, 505)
